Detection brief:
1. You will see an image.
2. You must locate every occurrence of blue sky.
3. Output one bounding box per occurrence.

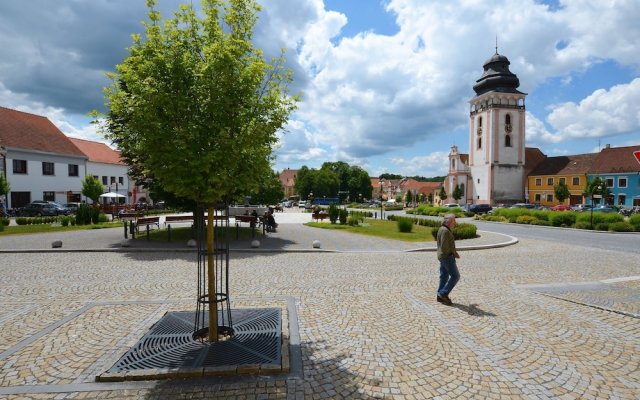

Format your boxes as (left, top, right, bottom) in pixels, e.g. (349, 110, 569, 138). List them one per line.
(1, 0, 639, 178)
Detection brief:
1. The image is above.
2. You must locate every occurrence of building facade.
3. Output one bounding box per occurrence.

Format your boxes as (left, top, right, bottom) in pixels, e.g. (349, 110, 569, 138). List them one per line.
(0, 107, 88, 208)
(589, 145, 640, 207)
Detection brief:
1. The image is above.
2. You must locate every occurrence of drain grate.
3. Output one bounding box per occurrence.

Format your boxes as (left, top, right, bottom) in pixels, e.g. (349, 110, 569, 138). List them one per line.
(108, 308, 281, 372)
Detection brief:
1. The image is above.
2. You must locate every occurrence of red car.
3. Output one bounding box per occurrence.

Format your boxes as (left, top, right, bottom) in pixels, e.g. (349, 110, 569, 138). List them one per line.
(551, 204, 572, 211)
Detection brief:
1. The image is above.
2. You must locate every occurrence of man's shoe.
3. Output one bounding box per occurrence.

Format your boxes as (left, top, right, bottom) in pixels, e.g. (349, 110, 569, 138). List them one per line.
(437, 294, 453, 305)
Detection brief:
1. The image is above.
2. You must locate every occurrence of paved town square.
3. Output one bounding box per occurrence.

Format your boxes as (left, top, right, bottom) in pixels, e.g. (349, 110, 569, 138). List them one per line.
(0, 213, 638, 399)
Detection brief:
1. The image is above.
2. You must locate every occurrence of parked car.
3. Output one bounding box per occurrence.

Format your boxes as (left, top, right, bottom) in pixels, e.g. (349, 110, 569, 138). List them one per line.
(592, 205, 618, 213)
(510, 203, 536, 209)
(19, 202, 59, 217)
(571, 204, 590, 212)
(298, 201, 307, 208)
(551, 204, 572, 211)
(63, 202, 82, 213)
(469, 204, 493, 214)
(443, 203, 460, 208)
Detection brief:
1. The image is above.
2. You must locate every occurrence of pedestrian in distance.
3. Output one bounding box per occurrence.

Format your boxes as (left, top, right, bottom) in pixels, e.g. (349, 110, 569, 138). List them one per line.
(436, 213, 460, 306)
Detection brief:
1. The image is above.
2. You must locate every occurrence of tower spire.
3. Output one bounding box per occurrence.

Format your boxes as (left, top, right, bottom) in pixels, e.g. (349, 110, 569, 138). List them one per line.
(495, 35, 498, 54)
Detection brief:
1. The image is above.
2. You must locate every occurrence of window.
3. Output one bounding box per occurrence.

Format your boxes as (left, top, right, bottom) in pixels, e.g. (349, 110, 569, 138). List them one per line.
(534, 194, 541, 202)
(43, 191, 55, 201)
(477, 138, 482, 149)
(505, 114, 511, 125)
(546, 194, 553, 202)
(605, 178, 614, 188)
(477, 178, 480, 184)
(102, 176, 108, 185)
(618, 177, 627, 188)
(572, 176, 580, 186)
(559, 177, 566, 185)
(477, 117, 482, 134)
(110, 176, 116, 184)
(618, 195, 626, 205)
(505, 134, 512, 147)
(68, 164, 79, 177)
(535, 178, 541, 186)
(42, 162, 55, 176)
(547, 177, 553, 185)
(118, 177, 124, 185)
(13, 159, 27, 174)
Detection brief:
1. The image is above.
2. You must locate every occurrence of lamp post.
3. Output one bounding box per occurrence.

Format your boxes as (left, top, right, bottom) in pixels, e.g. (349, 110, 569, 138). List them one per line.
(0, 145, 6, 212)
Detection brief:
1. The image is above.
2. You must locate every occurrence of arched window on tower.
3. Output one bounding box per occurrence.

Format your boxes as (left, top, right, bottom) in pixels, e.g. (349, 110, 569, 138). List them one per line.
(451, 158, 456, 170)
(477, 116, 482, 134)
(505, 134, 512, 147)
(477, 137, 482, 149)
(505, 114, 511, 125)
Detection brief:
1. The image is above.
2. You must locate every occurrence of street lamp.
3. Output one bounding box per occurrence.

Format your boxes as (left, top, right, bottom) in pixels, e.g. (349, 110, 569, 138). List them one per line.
(380, 181, 384, 219)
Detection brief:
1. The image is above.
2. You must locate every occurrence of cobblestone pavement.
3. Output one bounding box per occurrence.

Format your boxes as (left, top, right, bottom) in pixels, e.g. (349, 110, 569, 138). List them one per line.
(0, 213, 639, 399)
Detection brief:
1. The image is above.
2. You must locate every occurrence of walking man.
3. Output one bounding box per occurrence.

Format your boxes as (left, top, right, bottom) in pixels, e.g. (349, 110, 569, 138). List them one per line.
(436, 214, 460, 305)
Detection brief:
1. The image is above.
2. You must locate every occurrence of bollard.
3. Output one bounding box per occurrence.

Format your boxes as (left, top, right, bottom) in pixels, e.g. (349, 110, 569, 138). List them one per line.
(124, 221, 128, 239)
(129, 220, 135, 239)
(146, 224, 150, 240)
(167, 224, 172, 242)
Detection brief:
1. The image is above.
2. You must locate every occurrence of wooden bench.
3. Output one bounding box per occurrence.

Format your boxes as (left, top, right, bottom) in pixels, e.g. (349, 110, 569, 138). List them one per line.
(164, 214, 194, 227)
(136, 216, 160, 232)
(311, 212, 330, 222)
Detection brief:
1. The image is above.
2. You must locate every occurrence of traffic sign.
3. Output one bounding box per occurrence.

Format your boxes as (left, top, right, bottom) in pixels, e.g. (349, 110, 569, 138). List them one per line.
(634, 150, 640, 165)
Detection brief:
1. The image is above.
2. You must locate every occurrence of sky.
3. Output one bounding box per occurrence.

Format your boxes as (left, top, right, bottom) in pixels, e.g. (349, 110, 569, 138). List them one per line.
(1, 0, 639, 178)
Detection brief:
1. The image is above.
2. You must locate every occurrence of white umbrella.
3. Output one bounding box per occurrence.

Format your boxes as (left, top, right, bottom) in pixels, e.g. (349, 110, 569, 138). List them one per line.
(99, 192, 126, 198)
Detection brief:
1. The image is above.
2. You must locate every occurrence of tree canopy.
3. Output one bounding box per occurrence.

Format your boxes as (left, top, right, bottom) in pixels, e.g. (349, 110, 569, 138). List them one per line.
(81, 176, 104, 204)
(99, 0, 298, 205)
(295, 162, 372, 202)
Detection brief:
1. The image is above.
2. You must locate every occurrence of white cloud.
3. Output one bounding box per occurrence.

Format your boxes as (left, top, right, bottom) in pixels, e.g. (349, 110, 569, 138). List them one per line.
(547, 78, 640, 139)
(389, 151, 450, 177)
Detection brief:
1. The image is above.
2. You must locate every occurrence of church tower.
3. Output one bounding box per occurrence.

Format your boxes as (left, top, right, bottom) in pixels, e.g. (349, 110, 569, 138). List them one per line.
(468, 50, 527, 204)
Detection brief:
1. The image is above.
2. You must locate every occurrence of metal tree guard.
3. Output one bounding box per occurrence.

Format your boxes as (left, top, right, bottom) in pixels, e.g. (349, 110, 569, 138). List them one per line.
(193, 203, 233, 342)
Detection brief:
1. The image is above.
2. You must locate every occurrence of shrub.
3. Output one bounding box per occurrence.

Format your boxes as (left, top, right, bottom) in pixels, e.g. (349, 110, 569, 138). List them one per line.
(347, 215, 360, 226)
(595, 223, 609, 231)
(482, 215, 508, 223)
(0, 218, 9, 226)
(328, 204, 339, 224)
(397, 217, 414, 233)
(515, 215, 537, 224)
(609, 222, 634, 232)
(76, 204, 93, 225)
(573, 221, 592, 230)
(576, 212, 623, 227)
(338, 209, 348, 225)
(16, 217, 28, 225)
(530, 220, 551, 226)
(33, 217, 43, 225)
(61, 216, 71, 227)
(453, 223, 477, 240)
(629, 214, 640, 231)
(98, 213, 109, 223)
(548, 212, 576, 227)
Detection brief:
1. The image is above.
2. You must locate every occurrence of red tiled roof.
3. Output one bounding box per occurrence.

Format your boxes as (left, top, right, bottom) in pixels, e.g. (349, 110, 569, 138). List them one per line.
(529, 153, 598, 176)
(590, 145, 640, 173)
(524, 147, 546, 176)
(69, 137, 124, 165)
(0, 106, 86, 157)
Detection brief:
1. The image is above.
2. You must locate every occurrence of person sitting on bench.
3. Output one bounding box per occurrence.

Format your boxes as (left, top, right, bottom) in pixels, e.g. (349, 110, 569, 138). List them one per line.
(265, 210, 278, 232)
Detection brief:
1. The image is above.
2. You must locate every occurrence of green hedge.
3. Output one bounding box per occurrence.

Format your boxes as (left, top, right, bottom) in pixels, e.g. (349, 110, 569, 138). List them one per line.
(548, 212, 576, 227)
(609, 222, 634, 232)
(629, 214, 640, 231)
(430, 223, 477, 240)
(414, 205, 466, 218)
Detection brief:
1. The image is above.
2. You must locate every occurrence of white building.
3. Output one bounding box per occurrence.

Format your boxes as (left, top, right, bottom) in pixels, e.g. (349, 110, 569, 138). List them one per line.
(69, 138, 132, 204)
(0, 106, 88, 208)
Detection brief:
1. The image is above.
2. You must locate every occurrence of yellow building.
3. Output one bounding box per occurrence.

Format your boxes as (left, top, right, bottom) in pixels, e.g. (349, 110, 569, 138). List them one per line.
(527, 153, 598, 206)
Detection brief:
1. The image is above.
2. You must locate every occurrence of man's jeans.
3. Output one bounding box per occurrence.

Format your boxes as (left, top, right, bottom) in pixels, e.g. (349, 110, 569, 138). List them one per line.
(438, 255, 460, 296)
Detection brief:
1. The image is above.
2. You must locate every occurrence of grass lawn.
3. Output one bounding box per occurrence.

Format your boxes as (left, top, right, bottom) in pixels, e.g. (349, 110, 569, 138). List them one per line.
(306, 218, 435, 242)
(0, 222, 123, 236)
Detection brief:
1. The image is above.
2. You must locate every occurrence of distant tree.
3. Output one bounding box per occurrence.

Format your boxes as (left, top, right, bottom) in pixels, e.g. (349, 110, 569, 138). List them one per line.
(439, 187, 447, 203)
(346, 165, 372, 201)
(379, 173, 403, 180)
(0, 174, 9, 198)
(81, 176, 104, 204)
(584, 176, 610, 205)
(428, 193, 433, 204)
(452, 184, 463, 202)
(405, 189, 413, 205)
(249, 170, 284, 205)
(553, 181, 570, 204)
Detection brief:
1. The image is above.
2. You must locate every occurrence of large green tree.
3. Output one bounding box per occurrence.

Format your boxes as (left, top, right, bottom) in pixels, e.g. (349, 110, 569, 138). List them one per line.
(98, 0, 298, 342)
(99, 0, 298, 206)
(247, 170, 284, 205)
